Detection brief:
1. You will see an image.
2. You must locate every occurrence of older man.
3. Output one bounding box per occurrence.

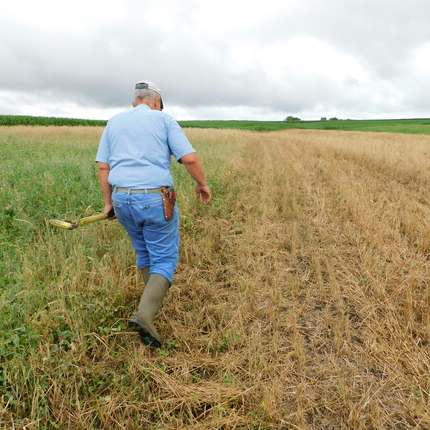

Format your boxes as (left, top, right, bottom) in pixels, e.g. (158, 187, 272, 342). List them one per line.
(96, 80, 211, 348)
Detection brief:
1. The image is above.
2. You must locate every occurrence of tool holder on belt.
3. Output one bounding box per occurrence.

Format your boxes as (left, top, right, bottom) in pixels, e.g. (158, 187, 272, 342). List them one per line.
(160, 187, 177, 221)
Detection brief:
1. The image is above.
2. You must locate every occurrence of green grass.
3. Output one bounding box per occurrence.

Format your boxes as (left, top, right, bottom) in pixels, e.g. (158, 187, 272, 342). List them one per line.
(2, 115, 430, 134)
(178, 118, 430, 134)
(0, 127, 238, 429)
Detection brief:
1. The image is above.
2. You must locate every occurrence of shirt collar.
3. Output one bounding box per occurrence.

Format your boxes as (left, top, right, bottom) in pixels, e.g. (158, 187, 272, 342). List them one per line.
(134, 103, 151, 110)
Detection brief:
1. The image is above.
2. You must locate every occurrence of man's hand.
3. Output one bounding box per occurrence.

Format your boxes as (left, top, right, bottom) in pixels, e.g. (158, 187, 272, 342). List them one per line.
(196, 185, 211, 204)
(98, 162, 116, 219)
(103, 203, 117, 219)
(181, 153, 212, 204)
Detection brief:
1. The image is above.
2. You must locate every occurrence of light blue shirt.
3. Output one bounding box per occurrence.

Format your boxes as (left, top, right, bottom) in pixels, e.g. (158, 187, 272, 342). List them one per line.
(96, 104, 196, 188)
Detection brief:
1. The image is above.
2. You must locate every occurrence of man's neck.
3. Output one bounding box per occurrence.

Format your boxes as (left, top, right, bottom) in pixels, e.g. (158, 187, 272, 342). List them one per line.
(133, 100, 157, 110)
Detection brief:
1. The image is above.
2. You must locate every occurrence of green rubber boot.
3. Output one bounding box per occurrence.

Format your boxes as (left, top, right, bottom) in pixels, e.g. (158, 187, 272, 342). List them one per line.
(140, 267, 150, 285)
(129, 273, 170, 348)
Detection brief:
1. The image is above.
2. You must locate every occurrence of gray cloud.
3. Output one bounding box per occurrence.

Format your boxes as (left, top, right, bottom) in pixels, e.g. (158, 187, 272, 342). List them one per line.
(0, 0, 429, 120)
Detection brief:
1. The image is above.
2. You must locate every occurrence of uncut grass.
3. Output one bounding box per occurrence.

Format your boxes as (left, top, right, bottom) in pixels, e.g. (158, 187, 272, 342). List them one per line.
(2, 127, 430, 429)
(179, 118, 430, 135)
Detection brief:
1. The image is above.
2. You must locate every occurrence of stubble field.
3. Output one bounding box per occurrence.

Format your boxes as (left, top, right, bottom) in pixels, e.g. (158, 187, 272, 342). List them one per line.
(1, 126, 430, 429)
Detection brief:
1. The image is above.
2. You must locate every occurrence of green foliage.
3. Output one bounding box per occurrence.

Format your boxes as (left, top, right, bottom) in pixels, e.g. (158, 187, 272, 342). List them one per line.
(0, 135, 101, 247)
(0, 126, 248, 428)
(284, 116, 301, 122)
(179, 118, 430, 134)
(0, 130, 104, 326)
(2, 114, 430, 134)
(0, 115, 107, 127)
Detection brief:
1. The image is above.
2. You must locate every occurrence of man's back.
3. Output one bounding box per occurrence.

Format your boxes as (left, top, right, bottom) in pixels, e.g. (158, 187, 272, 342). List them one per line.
(96, 104, 195, 188)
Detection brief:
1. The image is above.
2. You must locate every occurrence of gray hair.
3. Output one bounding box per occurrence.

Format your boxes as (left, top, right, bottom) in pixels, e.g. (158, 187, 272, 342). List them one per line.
(133, 88, 160, 105)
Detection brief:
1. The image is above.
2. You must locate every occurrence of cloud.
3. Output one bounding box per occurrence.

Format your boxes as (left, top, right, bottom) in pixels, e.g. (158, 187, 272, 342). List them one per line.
(0, 0, 429, 120)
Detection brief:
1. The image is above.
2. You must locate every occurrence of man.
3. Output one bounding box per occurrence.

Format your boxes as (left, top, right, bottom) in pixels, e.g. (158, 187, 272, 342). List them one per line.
(96, 80, 211, 348)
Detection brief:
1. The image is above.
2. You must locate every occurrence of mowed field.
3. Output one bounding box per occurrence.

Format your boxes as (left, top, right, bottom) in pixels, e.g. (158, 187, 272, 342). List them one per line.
(1, 126, 430, 429)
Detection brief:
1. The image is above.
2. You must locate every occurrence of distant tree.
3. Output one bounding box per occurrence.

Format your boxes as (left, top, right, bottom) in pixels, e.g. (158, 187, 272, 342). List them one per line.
(284, 116, 301, 122)
(320, 117, 327, 121)
(329, 117, 339, 121)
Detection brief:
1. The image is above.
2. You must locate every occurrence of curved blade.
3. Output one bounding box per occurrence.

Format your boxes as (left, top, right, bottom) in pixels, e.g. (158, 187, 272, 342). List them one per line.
(49, 219, 74, 230)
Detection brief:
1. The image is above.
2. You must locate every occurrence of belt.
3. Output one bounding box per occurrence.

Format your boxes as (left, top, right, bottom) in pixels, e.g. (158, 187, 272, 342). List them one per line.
(113, 187, 163, 194)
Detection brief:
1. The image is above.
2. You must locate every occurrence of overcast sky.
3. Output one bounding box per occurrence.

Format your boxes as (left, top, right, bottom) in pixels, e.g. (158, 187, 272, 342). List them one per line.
(1, 0, 429, 121)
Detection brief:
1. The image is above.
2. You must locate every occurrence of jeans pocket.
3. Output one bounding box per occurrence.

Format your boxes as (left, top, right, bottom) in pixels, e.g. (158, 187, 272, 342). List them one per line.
(146, 202, 169, 227)
(112, 201, 124, 219)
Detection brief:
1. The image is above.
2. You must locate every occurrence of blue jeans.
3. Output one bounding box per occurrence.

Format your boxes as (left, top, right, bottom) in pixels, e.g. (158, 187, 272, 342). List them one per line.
(111, 191, 179, 284)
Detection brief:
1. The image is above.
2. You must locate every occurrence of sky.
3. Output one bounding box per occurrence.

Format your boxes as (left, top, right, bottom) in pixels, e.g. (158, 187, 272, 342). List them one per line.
(1, 0, 429, 121)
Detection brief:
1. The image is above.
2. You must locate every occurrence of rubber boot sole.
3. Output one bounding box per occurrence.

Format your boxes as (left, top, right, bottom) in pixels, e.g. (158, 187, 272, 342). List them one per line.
(128, 317, 162, 349)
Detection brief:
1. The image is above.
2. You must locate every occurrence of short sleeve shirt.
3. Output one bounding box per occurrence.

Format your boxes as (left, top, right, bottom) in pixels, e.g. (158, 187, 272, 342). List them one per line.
(95, 104, 196, 188)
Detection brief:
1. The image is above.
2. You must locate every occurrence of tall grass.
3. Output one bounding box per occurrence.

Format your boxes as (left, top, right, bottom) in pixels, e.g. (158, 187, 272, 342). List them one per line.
(1, 126, 430, 429)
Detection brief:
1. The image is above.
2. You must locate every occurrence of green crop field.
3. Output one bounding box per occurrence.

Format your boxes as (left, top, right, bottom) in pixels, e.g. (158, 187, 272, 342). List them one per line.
(179, 118, 430, 134)
(1, 115, 430, 134)
(2, 125, 430, 429)
(0, 115, 107, 127)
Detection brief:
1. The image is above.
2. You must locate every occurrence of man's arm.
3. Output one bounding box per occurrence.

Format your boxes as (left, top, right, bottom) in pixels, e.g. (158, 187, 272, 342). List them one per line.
(97, 162, 115, 216)
(180, 153, 211, 204)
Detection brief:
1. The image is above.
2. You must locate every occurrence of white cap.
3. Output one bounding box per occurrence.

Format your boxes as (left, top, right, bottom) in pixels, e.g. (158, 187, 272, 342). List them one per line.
(135, 80, 164, 110)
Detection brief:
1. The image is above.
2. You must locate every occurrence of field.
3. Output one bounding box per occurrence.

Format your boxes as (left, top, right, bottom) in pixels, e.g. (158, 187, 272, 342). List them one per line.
(179, 119, 430, 135)
(2, 115, 430, 135)
(1, 126, 430, 429)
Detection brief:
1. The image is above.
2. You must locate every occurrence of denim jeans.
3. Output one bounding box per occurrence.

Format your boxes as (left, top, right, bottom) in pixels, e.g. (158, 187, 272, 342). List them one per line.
(111, 191, 179, 284)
